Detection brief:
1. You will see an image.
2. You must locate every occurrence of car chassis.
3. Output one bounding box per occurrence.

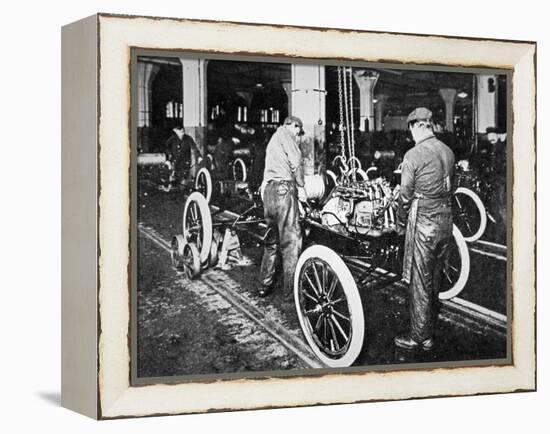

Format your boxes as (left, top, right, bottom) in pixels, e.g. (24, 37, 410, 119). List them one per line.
(171, 169, 470, 368)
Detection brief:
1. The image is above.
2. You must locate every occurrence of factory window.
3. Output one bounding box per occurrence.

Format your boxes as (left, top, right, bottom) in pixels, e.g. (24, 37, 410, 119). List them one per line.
(260, 109, 269, 123)
(237, 106, 248, 122)
(210, 104, 220, 120)
(270, 107, 280, 123)
(165, 101, 182, 119)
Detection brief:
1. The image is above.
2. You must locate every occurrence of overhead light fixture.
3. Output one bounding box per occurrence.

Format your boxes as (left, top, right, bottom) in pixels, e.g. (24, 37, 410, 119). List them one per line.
(457, 91, 468, 98)
(373, 98, 378, 103)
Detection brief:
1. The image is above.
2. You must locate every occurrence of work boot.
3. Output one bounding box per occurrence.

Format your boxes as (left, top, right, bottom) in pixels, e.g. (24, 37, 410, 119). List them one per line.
(394, 334, 434, 351)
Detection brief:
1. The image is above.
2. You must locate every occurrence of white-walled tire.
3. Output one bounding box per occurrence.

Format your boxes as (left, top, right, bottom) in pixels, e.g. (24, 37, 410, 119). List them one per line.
(232, 158, 247, 182)
(438, 225, 470, 300)
(195, 167, 213, 203)
(452, 187, 487, 242)
(182, 192, 213, 265)
(294, 245, 365, 367)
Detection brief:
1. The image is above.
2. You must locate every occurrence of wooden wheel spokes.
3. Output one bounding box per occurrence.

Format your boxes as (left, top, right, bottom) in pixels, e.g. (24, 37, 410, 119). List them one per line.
(197, 173, 207, 195)
(182, 192, 213, 265)
(301, 259, 352, 357)
(442, 243, 461, 286)
(185, 202, 202, 244)
(452, 187, 487, 243)
(294, 245, 364, 367)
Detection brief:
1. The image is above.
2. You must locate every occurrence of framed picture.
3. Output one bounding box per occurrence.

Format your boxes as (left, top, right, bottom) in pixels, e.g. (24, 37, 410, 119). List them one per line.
(61, 13, 536, 419)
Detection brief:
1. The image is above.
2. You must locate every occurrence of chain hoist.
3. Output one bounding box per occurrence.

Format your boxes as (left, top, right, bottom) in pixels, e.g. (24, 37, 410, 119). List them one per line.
(337, 66, 346, 162)
(348, 67, 357, 180)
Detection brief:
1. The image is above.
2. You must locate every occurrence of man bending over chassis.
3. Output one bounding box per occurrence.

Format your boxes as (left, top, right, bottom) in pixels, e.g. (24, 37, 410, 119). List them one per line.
(395, 107, 455, 351)
(259, 116, 307, 298)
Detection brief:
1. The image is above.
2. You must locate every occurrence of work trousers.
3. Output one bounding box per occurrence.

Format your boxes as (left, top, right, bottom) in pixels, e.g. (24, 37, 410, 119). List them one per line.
(408, 208, 453, 342)
(259, 180, 302, 294)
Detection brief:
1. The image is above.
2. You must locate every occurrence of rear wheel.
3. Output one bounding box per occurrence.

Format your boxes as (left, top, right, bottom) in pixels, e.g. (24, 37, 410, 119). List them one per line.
(195, 167, 213, 203)
(170, 234, 185, 270)
(182, 192, 213, 265)
(452, 187, 487, 242)
(232, 158, 247, 182)
(182, 242, 201, 279)
(294, 245, 365, 367)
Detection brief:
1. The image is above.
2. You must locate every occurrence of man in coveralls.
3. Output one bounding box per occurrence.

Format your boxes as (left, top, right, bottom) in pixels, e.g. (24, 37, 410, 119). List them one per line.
(259, 116, 307, 297)
(395, 107, 455, 350)
(165, 126, 202, 189)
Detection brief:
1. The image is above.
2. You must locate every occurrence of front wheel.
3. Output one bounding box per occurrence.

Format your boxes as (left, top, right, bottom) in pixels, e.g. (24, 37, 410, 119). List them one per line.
(294, 245, 365, 367)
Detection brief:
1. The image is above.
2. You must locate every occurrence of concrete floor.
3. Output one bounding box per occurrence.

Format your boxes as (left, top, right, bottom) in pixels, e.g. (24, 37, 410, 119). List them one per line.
(134, 177, 509, 379)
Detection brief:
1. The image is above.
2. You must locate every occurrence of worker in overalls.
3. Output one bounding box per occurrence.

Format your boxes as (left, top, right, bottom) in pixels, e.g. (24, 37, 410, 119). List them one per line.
(165, 126, 202, 189)
(395, 107, 455, 350)
(259, 116, 307, 297)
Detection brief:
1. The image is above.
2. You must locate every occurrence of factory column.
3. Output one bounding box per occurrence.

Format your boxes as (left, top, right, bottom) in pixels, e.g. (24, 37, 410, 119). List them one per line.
(375, 94, 389, 131)
(439, 88, 457, 132)
(179, 58, 208, 174)
(291, 65, 326, 175)
(137, 61, 159, 152)
(476, 74, 497, 133)
(281, 80, 292, 117)
(353, 70, 379, 132)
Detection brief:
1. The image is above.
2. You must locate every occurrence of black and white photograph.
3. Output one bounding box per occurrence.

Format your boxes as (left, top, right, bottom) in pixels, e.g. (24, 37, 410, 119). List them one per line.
(132, 52, 510, 380)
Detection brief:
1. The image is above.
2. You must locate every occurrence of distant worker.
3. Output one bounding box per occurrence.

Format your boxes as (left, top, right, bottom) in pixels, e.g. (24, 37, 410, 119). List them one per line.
(164, 126, 202, 190)
(395, 107, 455, 351)
(259, 116, 307, 297)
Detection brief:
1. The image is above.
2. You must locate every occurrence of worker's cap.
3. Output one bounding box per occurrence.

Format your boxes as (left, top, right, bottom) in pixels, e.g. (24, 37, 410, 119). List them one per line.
(406, 107, 433, 123)
(284, 115, 305, 135)
(485, 126, 498, 134)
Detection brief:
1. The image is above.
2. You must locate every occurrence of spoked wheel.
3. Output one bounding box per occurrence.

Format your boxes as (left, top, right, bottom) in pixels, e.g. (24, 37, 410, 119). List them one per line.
(232, 158, 247, 182)
(182, 242, 201, 279)
(170, 234, 185, 270)
(452, 187, 487, 242)
(195, 167, 213, 203)
(182, 192, 213, 265)
(294, 245, 365, 367)
(438, 225, 471, 300)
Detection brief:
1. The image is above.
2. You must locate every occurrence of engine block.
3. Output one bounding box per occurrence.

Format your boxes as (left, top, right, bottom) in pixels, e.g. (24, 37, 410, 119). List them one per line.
(320, 178, 397, 236)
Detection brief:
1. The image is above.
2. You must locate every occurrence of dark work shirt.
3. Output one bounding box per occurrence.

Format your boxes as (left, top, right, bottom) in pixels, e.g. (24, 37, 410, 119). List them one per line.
(263, 126, 304, 187)
(397, 135, 455, 225)
(165, 132, 201, 163)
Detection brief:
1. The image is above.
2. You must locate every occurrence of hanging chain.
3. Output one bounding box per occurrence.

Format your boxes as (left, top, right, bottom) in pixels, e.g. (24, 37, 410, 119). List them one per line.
(348, 67, 356, 173)
(342, 67, 352, 169)
(337, 67, 346, 160)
